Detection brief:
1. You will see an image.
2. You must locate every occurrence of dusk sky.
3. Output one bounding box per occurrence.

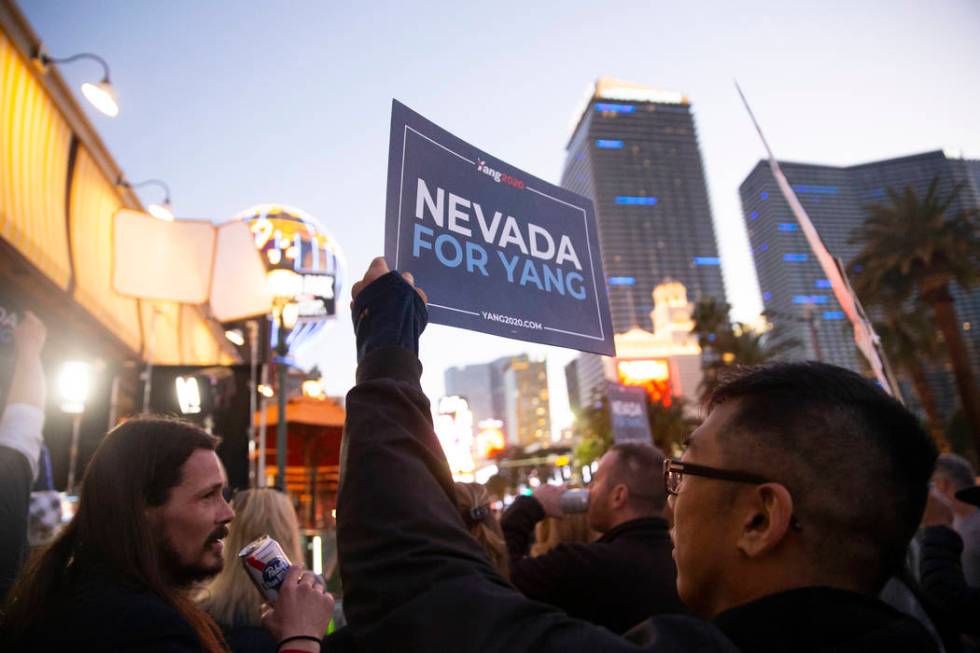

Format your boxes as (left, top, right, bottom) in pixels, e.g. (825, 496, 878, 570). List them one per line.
(22, 0, 980, 433)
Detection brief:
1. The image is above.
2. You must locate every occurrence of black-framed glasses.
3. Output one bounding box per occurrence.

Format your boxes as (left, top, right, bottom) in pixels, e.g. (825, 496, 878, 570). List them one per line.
(663, 458, 770, 496)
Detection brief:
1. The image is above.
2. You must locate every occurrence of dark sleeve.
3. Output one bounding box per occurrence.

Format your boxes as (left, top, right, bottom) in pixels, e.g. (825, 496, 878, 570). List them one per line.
(500, 495, 546, 563)
(0, 446, 32, 599)
(919, 525, 980, 636)
(509, 541, 605, 612)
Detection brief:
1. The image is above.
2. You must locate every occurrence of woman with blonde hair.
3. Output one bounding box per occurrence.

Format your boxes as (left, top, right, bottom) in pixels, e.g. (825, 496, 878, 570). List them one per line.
(455, 482, 510, 581)
(199, 488, 305, 652)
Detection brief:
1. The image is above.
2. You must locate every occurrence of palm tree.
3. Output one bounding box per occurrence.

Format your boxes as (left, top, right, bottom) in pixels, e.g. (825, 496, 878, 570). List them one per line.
(849, 265, 949, 449)
(691, 297, 732, 352)
(849, 178, 980, 451)
(647, 396, 700, 457)
(693, 297, 801, 399)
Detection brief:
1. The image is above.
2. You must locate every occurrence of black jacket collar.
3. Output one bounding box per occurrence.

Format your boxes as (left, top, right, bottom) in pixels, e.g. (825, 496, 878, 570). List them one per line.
(597, 516, 670, 543)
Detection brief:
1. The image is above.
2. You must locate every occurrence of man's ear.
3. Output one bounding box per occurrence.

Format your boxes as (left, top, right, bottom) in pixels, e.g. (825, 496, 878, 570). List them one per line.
(736, 483, 794, 558)
(611, 483, 629, 509)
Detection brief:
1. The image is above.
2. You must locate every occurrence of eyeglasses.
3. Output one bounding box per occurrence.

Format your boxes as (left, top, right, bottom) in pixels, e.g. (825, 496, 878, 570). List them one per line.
(663, 458, 770, 496)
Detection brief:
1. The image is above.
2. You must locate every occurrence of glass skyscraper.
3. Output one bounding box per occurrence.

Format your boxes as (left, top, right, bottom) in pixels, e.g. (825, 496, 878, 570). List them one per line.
(740, 150, 980, 421)
(561, 78, 727, 334)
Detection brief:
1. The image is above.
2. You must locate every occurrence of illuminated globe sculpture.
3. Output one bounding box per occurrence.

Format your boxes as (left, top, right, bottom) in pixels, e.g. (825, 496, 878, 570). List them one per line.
(233, 204, 346, 352)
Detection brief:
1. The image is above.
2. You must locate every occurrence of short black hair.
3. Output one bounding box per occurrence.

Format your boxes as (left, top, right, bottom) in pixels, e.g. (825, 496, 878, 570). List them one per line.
(608, 442, 667, 514)
(706, 361, 936, 592)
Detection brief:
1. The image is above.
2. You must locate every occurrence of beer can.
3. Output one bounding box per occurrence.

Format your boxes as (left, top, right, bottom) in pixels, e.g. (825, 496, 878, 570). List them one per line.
(239, 535, 292, 604)
(559, 488, 590, 514)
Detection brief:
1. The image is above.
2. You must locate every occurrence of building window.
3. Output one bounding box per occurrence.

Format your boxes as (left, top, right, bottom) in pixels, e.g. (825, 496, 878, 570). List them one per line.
(596, 139, 624, 149)
(778, 223, 798, 232)
(760, 191, 769, 200)
(608, 276, 636, 286)
(693, 257, 721, 266)
(750, 211, 759, 220)
(615, 196, 657, 205)
(793, 295, 829, 304)
(594, 102, 635, 113)
(824, 311, 845, 320)
(784, 253, 808, 262)
(792, 184, 839, 195)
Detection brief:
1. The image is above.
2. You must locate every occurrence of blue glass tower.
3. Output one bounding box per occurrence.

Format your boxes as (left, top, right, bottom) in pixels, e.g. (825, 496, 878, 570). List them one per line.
(561, 78, 727, 334)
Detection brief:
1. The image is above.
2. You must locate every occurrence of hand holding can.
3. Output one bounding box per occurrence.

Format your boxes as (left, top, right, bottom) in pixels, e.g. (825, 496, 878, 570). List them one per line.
(261, 565, 334, 646)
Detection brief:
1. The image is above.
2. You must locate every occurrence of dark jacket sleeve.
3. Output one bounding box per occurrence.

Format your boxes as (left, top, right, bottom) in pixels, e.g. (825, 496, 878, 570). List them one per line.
(335, 276, 738, 652)
(499, 494, 608, 612)
(501, 495, 546, 563)
(919, 525, 980, 636)
(337, 349, 742, 652)
(0, 446, 32, 600)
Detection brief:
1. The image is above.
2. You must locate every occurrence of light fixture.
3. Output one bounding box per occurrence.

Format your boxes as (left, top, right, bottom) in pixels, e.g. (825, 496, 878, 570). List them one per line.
(118, 177, 175, 221)
(257, 384, 274, 398)
(58, 361, 93, 493)
(175, 376, 203, 415)
(36, 48, 120, 117)
(266, 269, 303, 300)
(224, 329, 245, 346)
(58, 361, 92, 414)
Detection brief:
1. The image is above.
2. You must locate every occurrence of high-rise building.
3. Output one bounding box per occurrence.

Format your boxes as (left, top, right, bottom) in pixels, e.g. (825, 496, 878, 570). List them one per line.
(740, 150, 980, 420)
(561, 78, 727, 333)
(444, 363, 498, 428)
(445, 354, 551, 448)
(502, 356, 551, 448)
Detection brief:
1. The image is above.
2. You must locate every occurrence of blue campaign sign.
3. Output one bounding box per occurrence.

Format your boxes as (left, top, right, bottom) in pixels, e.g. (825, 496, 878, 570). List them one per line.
(608, 383, 653, 445)
(384, 100, 614, 356)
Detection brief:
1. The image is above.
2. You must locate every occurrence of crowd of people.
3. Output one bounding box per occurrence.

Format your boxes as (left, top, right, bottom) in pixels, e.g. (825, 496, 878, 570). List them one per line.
(0, 257, 978, 652)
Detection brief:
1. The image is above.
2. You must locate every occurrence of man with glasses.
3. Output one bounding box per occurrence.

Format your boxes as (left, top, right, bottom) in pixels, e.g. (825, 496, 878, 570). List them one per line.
(657, 364, 939, 650)
(337, 257, 939, 652)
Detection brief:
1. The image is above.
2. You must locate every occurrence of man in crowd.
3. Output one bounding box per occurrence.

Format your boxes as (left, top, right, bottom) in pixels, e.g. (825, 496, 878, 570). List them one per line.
(918, 469, 980, 643)
(0, 311, 46, 599)
(337, 257, 939, 652)
(502, 442, 683, 633)
(931, 453, 980, 586)
(1, 417, 333, 652)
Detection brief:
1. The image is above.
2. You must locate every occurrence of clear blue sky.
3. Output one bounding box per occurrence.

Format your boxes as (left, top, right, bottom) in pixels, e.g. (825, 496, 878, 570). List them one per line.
(22, 0, 980, 430)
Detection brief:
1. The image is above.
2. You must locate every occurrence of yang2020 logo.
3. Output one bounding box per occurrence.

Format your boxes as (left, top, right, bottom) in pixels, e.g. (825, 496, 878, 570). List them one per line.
(477, 159, 525, 190)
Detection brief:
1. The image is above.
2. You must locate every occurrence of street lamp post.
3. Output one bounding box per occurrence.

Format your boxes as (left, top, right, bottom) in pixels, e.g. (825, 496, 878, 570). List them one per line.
(267, 269, 301, 490)
(276, 308, 290, 489)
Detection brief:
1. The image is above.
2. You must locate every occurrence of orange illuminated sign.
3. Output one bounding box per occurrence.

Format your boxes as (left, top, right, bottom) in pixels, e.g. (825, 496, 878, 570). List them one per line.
(617, 358, 672, 406)
(476, 419, 506, 459)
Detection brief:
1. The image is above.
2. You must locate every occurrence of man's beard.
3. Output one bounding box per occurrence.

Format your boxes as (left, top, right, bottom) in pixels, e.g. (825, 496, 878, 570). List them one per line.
(158, 525, 229, 588)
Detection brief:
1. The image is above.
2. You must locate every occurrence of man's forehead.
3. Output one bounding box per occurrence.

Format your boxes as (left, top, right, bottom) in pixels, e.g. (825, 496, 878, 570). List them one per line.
(177, 449, 226, 489)
(684, 401, 741, 457)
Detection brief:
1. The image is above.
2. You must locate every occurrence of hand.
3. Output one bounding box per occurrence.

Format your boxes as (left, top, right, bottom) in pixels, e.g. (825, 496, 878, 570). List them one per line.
(261, 566, 334, 648)
(921, 487, 955, 528)
(350, 256, 428, 309)
(13, 311, 46, 357)
(533, 484, 566, 518)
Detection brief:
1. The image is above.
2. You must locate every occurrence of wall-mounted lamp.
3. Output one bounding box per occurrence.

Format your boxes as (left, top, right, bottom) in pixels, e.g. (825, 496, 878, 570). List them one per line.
(118, 177, 174, 221)
(34, 47, 120, 117)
